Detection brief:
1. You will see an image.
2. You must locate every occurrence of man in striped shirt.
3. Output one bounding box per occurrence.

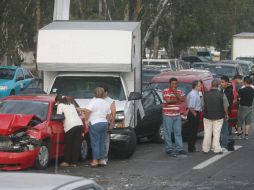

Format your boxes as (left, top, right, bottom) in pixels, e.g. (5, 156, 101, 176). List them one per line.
(163, 77, 187, 157)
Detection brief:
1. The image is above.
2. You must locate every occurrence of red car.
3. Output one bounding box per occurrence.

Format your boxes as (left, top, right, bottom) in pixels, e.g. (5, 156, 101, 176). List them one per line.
(0, 95, 89, 171)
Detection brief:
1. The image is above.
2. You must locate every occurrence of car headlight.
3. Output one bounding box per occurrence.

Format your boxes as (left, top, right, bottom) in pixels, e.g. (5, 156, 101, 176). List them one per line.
(0, 86, 8, 90)
(115, 111, 125, 128)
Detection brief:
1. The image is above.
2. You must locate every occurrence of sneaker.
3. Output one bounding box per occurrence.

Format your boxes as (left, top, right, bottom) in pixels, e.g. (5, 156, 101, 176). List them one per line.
(98, 159, 107, 167)
(60, 162, 70, 167)
(221, 147, 228, 153)
(176, 150, 187, 157)
(166, 150, 176, 157)
(214, 151, 223, 155)
(245, 135, 249, 140)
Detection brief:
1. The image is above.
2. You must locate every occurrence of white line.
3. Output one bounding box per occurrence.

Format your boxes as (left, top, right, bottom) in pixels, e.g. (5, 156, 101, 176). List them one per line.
(192, 145, 242, 170)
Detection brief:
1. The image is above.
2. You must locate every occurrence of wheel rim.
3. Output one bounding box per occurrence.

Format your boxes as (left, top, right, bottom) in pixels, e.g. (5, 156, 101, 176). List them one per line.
(159, 124, 164, 140)
(38, 146, 49, 167)
(80, 139, 88, 160)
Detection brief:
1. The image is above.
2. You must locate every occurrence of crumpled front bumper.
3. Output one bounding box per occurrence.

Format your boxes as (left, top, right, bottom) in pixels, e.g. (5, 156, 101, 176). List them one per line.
(0, 148, 40, 171)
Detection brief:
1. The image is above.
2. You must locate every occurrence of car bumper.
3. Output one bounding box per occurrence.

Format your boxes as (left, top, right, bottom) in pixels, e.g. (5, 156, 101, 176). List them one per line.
(110, 128, 134, 151)
(0, 90, 10, 98)
(0, 148, 40, 171)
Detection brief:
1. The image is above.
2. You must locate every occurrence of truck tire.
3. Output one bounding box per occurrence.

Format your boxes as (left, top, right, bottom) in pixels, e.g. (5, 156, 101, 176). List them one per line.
(152, 124, 164, 144)
(34, 141, 50, 170)
(115, 128, 136, 159)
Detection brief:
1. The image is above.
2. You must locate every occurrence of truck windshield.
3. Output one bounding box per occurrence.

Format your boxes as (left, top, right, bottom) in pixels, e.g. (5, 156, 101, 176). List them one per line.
(51, 76, 126, 100)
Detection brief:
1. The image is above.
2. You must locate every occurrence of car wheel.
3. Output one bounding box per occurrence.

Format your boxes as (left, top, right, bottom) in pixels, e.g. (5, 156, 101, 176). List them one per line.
(80, 138, 88, 161)
(34, 141, 50, 170)
(152, 123, 164, 144)
(10, 90, 15, 96)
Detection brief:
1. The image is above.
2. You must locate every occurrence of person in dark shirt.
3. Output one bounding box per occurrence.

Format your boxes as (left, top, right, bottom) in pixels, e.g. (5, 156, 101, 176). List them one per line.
(237, 76, 254, 139)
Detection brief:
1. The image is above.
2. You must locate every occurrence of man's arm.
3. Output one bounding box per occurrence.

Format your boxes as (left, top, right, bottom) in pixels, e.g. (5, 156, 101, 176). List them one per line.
(223, 94, 229, 120)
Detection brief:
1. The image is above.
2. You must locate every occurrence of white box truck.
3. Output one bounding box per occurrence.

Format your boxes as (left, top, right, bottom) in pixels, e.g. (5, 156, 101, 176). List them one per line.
(232, 32, 254, 61)
(37, 21, 142, 158)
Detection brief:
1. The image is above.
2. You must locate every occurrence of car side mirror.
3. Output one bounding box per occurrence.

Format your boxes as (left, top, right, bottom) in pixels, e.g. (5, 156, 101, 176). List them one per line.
(128, 92, 142, 101)
(51, 114, 65, 121)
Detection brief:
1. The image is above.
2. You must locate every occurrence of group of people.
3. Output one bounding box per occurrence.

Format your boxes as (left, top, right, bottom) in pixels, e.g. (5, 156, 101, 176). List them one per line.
(56, 85, 116, 168)
(162, 74, 254, 156)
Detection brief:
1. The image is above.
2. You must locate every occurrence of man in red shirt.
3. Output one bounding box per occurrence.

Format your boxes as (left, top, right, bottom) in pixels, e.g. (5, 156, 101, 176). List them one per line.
(163, 77, 187, 157)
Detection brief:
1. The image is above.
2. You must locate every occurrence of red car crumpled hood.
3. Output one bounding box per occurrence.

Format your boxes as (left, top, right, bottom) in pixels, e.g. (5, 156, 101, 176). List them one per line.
(0, 114, 35, 136)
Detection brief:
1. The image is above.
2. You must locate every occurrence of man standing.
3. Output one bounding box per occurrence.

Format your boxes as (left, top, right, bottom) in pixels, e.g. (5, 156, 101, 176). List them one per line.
(202, 79, 229, 154)
(237, 76, 254, 140)
(163, 77, 187, 157)
(100, 85, 116, 164)
(220, 75, 233, 149)
(186, 80, 202, 153)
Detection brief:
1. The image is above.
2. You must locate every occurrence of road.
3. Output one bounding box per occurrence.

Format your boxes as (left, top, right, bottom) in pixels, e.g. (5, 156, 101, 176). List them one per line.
(32, 132, 254, 190)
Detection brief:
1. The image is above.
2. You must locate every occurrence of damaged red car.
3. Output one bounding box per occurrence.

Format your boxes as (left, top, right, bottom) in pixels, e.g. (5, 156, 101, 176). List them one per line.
(0, 95, 89, 171)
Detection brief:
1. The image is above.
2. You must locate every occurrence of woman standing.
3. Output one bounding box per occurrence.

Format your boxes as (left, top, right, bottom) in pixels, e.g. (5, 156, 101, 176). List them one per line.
(56, 95, 83, 167)
(84, 87, 111, 167)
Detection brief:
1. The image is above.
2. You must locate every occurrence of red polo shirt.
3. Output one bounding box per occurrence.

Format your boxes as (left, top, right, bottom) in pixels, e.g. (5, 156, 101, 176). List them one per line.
(162, 88, 184, 117)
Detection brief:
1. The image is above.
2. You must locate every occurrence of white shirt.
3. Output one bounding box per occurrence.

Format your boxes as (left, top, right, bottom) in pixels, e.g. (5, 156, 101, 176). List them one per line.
(86, 98, 111, 125)
(57, 103, 83, 132)
(105, 96, 114, 105)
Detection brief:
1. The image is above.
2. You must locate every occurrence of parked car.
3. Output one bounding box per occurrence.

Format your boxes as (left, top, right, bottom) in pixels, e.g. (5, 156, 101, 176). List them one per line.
(135, 88, 163, 143)
(142, 59, 184, 71)
(191, 62, 211, 70)
(181, 56, 209, 66)
(20, 78, 45, 94)
(221, 60, 254, 76)
(236, 56, 254, 64)
(0, 66, 34, 98)
(0, 94, 89, 171)
(0, 173, 103, 190)
(142, 66, 165, 90)
(205, 63, 243, 80)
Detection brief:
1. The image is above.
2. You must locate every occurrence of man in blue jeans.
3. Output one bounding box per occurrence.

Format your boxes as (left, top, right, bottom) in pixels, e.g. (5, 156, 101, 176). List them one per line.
(163, 77, 187, 157)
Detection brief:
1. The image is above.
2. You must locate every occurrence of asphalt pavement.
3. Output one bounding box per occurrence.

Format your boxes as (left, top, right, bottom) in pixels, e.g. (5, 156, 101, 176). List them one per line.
(34, 131, 254, 190)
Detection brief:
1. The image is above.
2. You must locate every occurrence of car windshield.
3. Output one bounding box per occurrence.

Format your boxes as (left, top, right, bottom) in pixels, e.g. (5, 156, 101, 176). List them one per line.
(0, 68, 15, 80)
(0, 100, 49, 120)
(142, 70, 161, 83)
(197, 52, 210, 57)
(239, 63, 250, 75)
(206, 65, 236, 78)
(51, 76, 126, 100)
(150, 82, 192, 95)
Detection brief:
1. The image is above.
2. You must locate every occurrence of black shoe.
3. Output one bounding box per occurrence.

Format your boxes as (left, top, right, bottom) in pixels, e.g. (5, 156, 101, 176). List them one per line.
(214, 151, 223, 155)
(166, 150, 176, 157)
(202, 151, 208, 154)
(176, 150, 187, 157)
(189, 149, 199, 153)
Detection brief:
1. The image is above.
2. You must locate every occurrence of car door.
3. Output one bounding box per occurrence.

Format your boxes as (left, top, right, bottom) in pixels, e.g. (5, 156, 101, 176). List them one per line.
(22, 68, 33, 88)
(14, 68, 25, 93)
(135, 89, 162, 137)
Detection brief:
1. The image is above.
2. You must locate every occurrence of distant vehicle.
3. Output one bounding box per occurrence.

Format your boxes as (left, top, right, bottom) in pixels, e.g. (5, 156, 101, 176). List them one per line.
(181, 56, 209, 65)
(232, 33, 254, 60)
(221, 60, 254, 76)
(197, 51, 212, 61)
(142, 67, 163, 90)
(205, 63, 243, 79)
(142, 59, 184, 71)
(20, 78, 45, 94)
(0, 94, 89, 171)
(191, 62, 211, 70)
(0, 66, 34, 98)
(0, 173, 103, 190)
(236, 56, 254, 64)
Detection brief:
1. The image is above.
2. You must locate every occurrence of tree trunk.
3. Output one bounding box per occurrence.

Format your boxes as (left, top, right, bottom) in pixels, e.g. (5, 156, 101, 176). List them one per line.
(99, 0, 103, 16)
(153, 26, 160, 59)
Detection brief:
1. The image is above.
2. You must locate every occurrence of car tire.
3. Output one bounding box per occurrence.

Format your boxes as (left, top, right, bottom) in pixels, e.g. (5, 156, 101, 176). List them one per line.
(10, 90, 15, 96)
(152, 123, 164, 144)
(115, 128, 137, 159)
(34, 141, 50, 170)
(80, 138, 88, 161)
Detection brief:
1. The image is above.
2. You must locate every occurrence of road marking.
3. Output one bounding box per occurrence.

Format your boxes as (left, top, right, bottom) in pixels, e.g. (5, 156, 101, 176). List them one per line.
(192, 145, 242, 170)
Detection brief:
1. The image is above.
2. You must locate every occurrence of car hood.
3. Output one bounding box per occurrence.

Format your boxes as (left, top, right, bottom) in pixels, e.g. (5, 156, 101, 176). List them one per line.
(0, 114, 35, 136)
(0, 79, 11, 85)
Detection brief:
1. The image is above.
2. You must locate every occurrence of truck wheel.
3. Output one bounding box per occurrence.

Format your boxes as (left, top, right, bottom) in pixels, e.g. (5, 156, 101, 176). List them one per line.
(34, 141, 50, 170)
(152, 124, 164, 144)
(80, 138, 88, 161)
(115, 128, 136, 159)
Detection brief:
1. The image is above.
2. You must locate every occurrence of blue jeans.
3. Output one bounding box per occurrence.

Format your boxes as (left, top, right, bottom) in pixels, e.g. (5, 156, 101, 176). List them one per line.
(220, 120, 229, 148)
(89, 122, 108, 160)
(163, 115, 183, 152)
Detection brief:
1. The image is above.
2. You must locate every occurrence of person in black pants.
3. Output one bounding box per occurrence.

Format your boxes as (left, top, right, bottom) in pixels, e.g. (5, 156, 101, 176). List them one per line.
(56, 95, 84, 167)
(186, 80, 202, 152)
